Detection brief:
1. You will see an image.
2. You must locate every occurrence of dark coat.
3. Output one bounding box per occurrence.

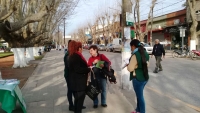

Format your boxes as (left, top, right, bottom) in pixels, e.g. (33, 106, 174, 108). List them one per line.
(152, 43, 165, 56)
(68, 53, 90, 92)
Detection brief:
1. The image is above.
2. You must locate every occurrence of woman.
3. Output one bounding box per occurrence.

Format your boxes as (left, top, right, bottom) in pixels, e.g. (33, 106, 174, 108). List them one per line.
(87, 45, 111, 108)
(68, 41, 90, 113)
(63, 40, 74, 111)
(127, 39, 149, 113)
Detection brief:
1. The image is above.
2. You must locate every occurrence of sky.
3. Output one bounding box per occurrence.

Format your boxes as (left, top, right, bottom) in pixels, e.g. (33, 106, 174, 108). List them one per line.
(64, 0, 186, 35)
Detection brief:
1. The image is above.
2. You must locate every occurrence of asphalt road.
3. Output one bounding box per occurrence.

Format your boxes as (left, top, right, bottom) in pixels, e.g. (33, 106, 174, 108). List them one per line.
(84, 50, 200, 108)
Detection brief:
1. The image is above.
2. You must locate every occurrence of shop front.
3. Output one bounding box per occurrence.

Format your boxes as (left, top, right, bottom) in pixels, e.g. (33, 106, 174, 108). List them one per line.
(164, 25, 188, 50)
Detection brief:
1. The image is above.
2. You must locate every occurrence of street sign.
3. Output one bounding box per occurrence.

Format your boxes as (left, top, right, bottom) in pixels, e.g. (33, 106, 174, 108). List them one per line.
(126, 21, 134, 26)
(126, 12, 134, 26)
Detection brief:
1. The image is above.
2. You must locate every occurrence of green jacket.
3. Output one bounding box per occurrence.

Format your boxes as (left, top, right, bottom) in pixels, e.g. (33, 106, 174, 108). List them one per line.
(64, 51, 69, 78)
(130, 51, 149, 81)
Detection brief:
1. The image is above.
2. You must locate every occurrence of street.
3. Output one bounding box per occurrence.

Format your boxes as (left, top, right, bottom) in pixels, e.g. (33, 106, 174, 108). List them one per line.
(18, 50, 200, 113)
(98, 50, 200, 110)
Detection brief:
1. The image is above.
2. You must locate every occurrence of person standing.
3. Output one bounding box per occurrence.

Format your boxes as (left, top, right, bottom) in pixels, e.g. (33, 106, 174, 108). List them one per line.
(151, 39, 165, 73)
(68, 41, 90, 113)
(64, 40, 74, 111)
(127, 39, 149, 113)
(88, 45, 111, 108)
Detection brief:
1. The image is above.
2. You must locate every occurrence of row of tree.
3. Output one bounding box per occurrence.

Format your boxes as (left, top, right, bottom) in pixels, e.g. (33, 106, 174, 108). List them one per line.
(0, 0, 79, 48)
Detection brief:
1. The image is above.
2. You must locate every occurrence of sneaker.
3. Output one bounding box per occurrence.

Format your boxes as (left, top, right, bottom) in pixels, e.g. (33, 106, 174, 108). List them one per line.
(153, 70, 158, 73)
(93, 105, 98, 108)
(101, 104, 107, 107)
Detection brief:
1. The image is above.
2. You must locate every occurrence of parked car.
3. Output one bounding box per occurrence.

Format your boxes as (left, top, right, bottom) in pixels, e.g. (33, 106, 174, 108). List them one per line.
(141, 42, 153, 54)
(105, 44, 113, 52)
(98, 44, 106, 51)
(112, 38, 122, 52)
(83, 45, 89, 49)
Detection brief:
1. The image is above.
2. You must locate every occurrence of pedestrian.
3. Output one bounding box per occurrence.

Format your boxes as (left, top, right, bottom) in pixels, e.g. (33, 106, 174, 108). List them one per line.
(64, 40, 74, 111)
(68, 41, 91, 113)
(151, 39, 165, 73)
(88, 45, 111, 108)
(127, 39, 149, 113)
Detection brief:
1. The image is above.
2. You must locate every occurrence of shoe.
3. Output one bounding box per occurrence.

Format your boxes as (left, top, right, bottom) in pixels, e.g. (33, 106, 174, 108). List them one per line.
(82, 106, 86, 109)
(101, 104, 107, 107)
(69, 106, 74, 111)
(93, 105, 98, 108)
(153, 70, 158, 73)
(153, 68, 158, 73)
(159, 69, 163, 71)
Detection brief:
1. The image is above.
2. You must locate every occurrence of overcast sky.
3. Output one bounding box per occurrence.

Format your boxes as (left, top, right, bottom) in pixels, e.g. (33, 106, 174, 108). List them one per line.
(64, 0, 186, 35)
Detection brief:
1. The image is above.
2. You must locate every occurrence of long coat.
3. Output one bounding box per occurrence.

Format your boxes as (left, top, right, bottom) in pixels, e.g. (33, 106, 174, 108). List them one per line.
(68, 53, 90, 92)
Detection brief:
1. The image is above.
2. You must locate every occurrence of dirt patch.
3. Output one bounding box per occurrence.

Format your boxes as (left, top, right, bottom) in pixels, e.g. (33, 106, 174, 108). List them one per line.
(0, 56, 39, 88)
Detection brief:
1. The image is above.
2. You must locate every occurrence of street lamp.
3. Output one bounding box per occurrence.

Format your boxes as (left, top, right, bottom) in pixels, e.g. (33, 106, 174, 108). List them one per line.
(63, 18, 66, 46)
(179, 26, 186, 52)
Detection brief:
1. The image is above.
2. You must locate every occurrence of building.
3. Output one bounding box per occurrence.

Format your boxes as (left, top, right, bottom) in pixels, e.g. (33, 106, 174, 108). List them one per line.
(136, 9, 186, 50)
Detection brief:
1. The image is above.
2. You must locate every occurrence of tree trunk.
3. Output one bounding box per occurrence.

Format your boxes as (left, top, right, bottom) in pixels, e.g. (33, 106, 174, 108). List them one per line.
(12, 48, 28, 68)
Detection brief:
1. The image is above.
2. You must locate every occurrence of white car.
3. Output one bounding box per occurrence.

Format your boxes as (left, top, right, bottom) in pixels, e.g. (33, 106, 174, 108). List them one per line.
(141, 42, 153, 54)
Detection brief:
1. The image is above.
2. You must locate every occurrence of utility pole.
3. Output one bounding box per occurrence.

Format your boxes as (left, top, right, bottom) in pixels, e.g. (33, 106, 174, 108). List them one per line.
(58, 26, 59, 45)
(121, 0, 132, 90)
(150, 7, 154, 46)
(63, 18, 66, 46)
(121, 0, 125, 43)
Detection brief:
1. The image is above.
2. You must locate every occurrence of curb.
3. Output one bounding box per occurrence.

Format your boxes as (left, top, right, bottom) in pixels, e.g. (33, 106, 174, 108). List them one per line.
(21, 53, 47, 90)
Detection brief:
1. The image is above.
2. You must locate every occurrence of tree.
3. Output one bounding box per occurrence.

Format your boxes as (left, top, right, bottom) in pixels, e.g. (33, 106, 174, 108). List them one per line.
(187, 0, 200, 50)
(131, 0, 157, 42)
(0, 0, 79, 47)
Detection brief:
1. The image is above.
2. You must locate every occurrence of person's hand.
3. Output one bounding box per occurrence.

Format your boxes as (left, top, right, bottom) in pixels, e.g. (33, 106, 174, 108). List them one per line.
(100, 64, 104, 68)
(93, 59, 99, 64)
(108, 66, 111, 71)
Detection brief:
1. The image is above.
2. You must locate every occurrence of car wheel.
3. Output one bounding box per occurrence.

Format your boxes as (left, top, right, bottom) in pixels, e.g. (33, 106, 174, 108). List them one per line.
(113, 49, 115, 53)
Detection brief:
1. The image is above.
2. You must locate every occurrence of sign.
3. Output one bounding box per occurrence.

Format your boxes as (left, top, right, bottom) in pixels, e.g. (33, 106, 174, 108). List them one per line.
(124, 27, 131, 39)
(126, 12, 134, 26)
(126, 22, 134, 26)
(179, 27, 186, 37)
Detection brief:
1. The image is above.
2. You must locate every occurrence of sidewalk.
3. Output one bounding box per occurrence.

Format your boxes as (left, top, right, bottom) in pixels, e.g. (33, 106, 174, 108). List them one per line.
(21, 50, 199, 113)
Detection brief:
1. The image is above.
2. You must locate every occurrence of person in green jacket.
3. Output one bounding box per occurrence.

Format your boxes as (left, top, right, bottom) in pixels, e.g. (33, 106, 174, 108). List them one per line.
(127, 39, 149, 113)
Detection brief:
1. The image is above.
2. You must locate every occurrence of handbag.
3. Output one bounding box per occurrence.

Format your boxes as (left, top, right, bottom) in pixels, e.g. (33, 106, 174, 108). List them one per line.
(86, 69, 101, 100)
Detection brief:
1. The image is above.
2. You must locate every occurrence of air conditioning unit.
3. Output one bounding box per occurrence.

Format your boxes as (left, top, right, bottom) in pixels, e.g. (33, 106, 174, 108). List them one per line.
(174, 19, 180, 25)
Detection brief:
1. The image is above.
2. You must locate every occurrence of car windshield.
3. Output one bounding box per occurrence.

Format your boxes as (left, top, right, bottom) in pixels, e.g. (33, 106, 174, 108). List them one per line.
(143, 43, 151, 47)
(99, 45, 104, 47)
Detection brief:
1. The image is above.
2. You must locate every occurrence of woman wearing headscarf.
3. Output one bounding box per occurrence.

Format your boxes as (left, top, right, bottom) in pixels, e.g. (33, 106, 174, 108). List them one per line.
(127, 39, 149, 113)
(68, 41, 90, 113)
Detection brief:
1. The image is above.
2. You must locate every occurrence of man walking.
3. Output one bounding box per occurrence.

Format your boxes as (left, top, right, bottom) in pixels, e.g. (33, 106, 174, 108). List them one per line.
(152, 39, 165, 73)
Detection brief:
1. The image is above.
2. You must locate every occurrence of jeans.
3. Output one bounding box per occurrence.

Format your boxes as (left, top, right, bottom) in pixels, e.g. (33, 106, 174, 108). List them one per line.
(155, 56, 162, 69)
(132, 78, 147, 113)
(93, 78, 107, 105)
(64, 76, 74, 107)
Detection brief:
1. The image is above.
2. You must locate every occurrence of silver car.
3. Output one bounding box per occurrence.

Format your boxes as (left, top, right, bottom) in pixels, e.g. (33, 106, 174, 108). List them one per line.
(141, 42, 153, 54)
(98, 45, 106, 51)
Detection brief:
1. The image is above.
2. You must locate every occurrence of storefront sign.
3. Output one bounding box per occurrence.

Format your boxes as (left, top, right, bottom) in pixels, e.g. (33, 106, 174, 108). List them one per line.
(169, 28, 179, 33)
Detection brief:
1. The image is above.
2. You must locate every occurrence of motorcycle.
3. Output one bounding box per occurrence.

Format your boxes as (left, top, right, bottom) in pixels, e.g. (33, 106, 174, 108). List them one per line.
(172, 46, 191, 58)
(190, 50, 200, 60)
